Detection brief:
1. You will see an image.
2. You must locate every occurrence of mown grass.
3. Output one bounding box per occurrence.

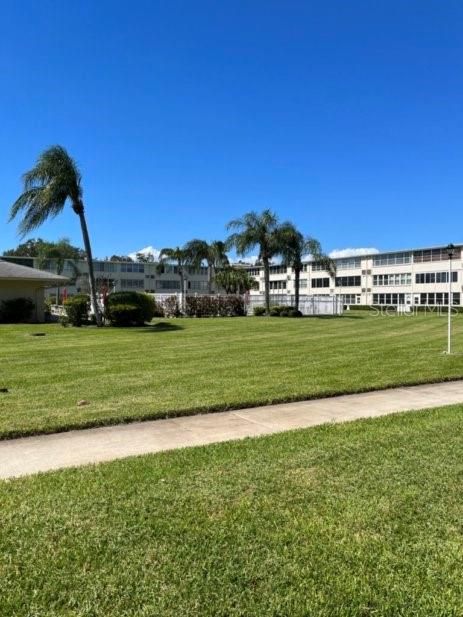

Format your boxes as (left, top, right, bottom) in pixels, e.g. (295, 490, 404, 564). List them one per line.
(1, 404, 462, 616)
(1, 313, 463, 438)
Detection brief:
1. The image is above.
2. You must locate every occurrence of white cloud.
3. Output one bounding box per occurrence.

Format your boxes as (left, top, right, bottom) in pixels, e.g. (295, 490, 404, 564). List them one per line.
(128, 245, 161, 261)
(328, 247, 379, 259)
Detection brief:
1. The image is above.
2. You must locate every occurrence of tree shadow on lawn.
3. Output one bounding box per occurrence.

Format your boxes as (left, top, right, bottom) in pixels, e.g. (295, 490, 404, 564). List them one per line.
(139, 322, 184, 332)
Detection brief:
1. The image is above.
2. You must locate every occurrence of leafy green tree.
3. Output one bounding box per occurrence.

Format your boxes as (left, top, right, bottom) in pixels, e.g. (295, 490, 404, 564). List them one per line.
(278, 223, 335, 311)
(227, 210, 287, 314)
(184, 239, 229, 293)
(136, 252, 155, 263)
(3, 237, 85, 259)
(214, 267, 258, 295)
(9, 146, 102, 324)
(36, 239, 81, 304)
(108, 255, 134, 262)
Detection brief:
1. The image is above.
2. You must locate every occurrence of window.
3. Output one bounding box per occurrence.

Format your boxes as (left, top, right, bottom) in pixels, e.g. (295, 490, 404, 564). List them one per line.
(299, 279, 307, 288)
(414, 248, 461, 263)
(120, 263, 144, 273)
(420, 292, 460, 305)
(335, 276, 361, 287)
(415, 271, 458, 284)
(373, 293, 405, 305)
(335, 257, 361, 270)
(269, 280, 286, 290)
(156, 280, 181, 290)
(340, 294, 359, 305)
(311, 278, 330, 288)
(248, 268, 261, 276)
(373, 273, 411, 286)
(373, 252, 411, 266)
(120, 279, 144, 289)
(311, 262, 327, 271)
(189, 281, 209, 291)
(269, 265, 287, 274)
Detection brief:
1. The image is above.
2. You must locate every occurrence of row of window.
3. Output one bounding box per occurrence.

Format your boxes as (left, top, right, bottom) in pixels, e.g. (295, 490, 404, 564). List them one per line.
(335, 276, 361, 287)
(414, 248, 461, 263)
(373, 293, 461, 305)
(341, 294, 360, 305)
(269, 280, 287, 290)
(373, 273, 411, 286)
(373, 252, 411, 266)
(419, 293, 460, 305)
(311, 278, 330, 288)
(415, 271, 458, 284)
(120, 279, 144, 289)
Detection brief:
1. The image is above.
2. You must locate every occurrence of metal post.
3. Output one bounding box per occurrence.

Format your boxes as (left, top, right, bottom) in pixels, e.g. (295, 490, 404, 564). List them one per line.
(446, 244, 455, 354)
(448, 257, 452, 354)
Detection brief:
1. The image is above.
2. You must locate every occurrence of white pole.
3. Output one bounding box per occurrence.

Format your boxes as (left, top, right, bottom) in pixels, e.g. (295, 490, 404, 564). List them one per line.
(448, 256, 452, 354)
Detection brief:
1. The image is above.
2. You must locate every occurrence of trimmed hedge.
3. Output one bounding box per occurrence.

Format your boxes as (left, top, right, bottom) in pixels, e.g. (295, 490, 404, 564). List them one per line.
(253, 306, 266, 316)
(185, 295, 245, 318)
(106, 292, 156, 326)
(64, 295, 90, 327)
(0, 298, 34, 323)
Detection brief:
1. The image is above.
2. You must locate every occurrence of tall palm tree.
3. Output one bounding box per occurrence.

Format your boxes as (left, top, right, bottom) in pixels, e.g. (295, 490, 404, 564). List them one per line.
(184, 239, 229, 293)
(9, 146, 102, 324)
(227, 210, 286, 314)
(157, 247, 191, 311)
(279, 223, 336, 311)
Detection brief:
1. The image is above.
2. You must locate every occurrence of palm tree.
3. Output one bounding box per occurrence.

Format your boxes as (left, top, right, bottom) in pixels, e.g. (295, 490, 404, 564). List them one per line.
(214, 267, 258, 295)
(279, 223, 336, 311)
(184, 239, 229, 293)
(227, 210, 286, 314)
(9, 146, 102, 324)
(157, 247, 190, 312)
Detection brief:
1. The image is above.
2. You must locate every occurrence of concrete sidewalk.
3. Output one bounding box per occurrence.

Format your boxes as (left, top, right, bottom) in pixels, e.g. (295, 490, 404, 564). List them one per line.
(1, 380, 463, 480)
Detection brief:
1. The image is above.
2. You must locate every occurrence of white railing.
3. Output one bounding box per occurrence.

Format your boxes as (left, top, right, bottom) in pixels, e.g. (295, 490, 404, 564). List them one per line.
(247, 294, 344, 316)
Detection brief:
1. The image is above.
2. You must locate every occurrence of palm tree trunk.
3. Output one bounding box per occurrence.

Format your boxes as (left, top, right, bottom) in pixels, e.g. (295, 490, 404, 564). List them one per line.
(294, 267, 300, 311)
(77, 211, 102, 326)
(263, 256, 270, 315)
(207, 263, 213, 294)
(179, 268, 186, 313)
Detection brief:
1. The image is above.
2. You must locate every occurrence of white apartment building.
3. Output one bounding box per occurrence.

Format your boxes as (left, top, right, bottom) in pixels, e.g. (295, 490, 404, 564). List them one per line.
(3, 243, 461, 307)
(246, 244, 462, 307)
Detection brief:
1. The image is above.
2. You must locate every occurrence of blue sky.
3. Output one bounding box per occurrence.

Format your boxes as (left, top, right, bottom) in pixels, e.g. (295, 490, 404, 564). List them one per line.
(1, 1, 462, 259)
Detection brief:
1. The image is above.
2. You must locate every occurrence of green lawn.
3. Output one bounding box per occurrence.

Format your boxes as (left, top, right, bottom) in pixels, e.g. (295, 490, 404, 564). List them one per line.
(1, 404, 462, 616)
(1, 313, 463, 438)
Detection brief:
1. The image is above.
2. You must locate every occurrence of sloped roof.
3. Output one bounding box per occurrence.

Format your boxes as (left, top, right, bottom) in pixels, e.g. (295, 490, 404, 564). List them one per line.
(0, 260, 69, 284)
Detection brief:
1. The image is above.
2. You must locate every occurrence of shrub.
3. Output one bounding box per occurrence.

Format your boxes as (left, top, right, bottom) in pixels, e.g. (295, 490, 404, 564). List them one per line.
(106, 292, 156, 326)
(152, 300, 165, 318)
(185, 295, 246, 318)
(0, 298, 35, 323)
(253, 306, 266, 316)
(64, 295, 90, 327)
(106, 303, 144, 327)
(269, 305, 287, 316)
(287, 308, 303, 318)
(162, 296, 182, 318)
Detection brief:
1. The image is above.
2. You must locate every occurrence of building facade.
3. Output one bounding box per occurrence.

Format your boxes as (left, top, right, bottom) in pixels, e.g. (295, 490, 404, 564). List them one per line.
(245, 244, 462, 307)
(3, 243, 462, 307)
